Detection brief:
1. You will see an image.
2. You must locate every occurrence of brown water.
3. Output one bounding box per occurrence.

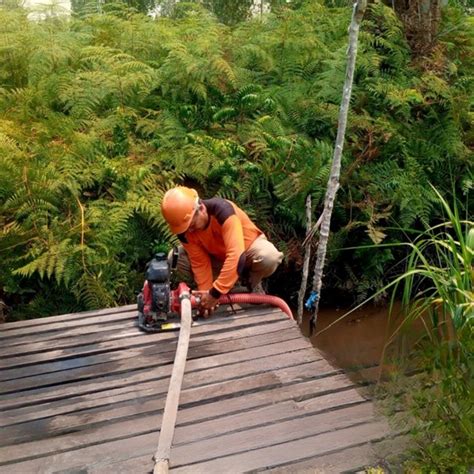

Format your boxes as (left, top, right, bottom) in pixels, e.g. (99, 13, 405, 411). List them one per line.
(300, 303, 402, 382)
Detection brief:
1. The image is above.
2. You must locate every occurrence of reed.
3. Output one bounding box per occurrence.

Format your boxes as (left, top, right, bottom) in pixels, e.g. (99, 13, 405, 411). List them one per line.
(382, 187, 473, 470)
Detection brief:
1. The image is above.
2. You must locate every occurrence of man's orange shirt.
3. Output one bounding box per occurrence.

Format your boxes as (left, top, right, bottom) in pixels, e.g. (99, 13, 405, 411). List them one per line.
(178, 198, 262, 297)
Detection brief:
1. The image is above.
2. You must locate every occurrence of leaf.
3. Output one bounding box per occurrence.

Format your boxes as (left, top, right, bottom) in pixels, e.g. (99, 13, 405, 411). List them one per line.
(366, 225, 387, 245)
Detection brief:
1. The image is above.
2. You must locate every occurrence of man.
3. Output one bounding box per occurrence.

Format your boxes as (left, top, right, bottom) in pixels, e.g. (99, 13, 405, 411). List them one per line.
(161, 186, 284, 315)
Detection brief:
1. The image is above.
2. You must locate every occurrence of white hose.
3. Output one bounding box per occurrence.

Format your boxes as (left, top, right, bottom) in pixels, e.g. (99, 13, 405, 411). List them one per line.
(153, 294, 192, 473)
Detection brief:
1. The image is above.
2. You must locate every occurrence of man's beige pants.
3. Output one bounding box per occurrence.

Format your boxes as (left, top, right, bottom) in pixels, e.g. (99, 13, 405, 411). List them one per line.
(172, 235, 284, 291)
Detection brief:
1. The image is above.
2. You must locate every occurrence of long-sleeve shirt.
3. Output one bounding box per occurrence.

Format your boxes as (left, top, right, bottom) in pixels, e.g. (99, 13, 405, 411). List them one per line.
(178, 198, 263, 297)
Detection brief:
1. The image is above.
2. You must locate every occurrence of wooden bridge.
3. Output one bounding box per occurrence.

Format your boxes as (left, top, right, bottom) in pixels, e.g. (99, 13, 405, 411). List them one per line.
(0, 304, 396, 473)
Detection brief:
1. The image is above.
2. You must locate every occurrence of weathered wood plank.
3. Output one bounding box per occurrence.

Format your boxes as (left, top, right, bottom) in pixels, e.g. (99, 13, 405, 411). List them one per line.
(0, 303, 246, 341)
(1, 346, 318, 427)
(0, 366, 349, 445)
(263, 434, 410, 473)
(0, 320, 140, 349)
(262, 443, 380, 473)
(0, 432, 157, 473)
(80, 437, 396, 474)
(0, 308, 276, 359)
(0, 301, 390, 474)
(0, 403, 378, 473)
(0, 306, 283, 353)
(0, 342, 322, 427)
(0, 328, 305, 395)
(0, 388, 366, 466)
(171, 420, 391, 473)
(0, 305, 136, 331)
(170, 402, 376, 467)
(0, 311, 136, 340)
(0, 326, 143, 356)
(0, 321, 302, 381)
(0, 321, 302, 409)
(0, 316, 291, 370)
(173, 387, 365, 446)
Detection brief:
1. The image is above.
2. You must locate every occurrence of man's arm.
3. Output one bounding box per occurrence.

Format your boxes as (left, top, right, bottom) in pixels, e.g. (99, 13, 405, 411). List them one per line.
(209, 215, 245, 298)
(182, 241, 213, 291)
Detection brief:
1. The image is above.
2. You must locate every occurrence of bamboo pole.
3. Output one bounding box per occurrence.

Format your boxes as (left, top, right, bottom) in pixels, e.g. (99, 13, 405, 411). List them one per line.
(309, 0, 367, 333)
(153, 295, 193, 474)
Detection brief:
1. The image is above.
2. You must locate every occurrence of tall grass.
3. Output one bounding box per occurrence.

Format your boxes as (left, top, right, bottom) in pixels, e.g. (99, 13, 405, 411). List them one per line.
(382, 188, 473, 471)
(316, 188, 473, 469)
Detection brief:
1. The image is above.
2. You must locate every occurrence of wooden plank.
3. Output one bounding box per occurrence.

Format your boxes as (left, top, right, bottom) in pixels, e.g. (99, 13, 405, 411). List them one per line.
(0, 350, 320, 426)
(0, 388, 366, 466)
(0, 310, 136, 340)
(0, 321, 301, 409)
(0, 308, 273, 360)
(0, 341, 320, 425)
(1, 346, 318, 427)
(0, 305, 136, 331)
(0, 326, 304, 395)
(0, 366, 349, 445)
(263, 443, 382, 473)
(173, 387, 365, 446)
(170, 402, 376, 467)
(0, 302, 387, 474)
(0, 306, 283, 354)
(0, 316, 292, 370)
(0, 432, 158, 474)
(0, 320, 141, 349)
(0, 326, 145, 356)
(171, 420, 391, 473)
(0, 320, 301, 381)
(56, 451, 155, 474)
(0, 403, 378, 473)
(264, 434, 410, 473)
(2, 339, 318, 424)
(0, 303, 246, 341)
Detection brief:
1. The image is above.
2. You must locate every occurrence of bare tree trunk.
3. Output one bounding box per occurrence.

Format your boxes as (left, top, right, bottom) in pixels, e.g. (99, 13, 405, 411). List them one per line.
(392, 0, 443, 55)
(297, 195, 312, 325)
(309, 0, 367, 333)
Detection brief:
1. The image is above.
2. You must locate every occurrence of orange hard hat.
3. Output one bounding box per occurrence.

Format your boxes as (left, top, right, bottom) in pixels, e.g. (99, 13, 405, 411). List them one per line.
(161, 186, 199, 234)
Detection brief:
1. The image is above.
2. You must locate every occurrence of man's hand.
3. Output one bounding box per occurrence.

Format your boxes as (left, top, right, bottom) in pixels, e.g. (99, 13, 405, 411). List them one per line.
(195, 291, 219, 318)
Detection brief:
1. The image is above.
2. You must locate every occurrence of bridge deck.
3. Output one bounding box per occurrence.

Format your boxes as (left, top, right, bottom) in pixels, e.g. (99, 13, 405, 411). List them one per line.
(0, 304, 392, 473)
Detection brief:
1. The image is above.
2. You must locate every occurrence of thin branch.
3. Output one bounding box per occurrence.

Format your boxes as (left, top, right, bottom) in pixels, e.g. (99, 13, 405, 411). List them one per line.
(297, 194, 312, 325)
(310, 0, 367, 332)
(301, 211, 325, 248)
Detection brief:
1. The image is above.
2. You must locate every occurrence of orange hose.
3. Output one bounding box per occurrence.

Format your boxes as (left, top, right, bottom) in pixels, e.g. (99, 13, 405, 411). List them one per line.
(217, 293, 294, 320)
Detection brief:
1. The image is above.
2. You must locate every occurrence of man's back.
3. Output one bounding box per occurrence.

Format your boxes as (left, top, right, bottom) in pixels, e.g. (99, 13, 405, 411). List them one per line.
(179, 198, 263, 260)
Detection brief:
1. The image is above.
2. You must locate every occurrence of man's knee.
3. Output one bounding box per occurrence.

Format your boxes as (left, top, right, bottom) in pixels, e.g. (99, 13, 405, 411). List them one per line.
(248, 237, 284, 278)
(261, 247, 284, 276)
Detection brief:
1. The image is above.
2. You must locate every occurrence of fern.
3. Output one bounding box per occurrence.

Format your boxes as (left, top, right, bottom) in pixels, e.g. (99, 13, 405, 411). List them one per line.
(13, 239, 77, 284)
(0, 2, 471, 319)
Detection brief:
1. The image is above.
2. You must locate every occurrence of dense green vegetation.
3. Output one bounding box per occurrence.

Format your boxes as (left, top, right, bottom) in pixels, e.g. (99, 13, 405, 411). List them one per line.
(315, 189, 473, 470)
(0, 1, 471, 319)
(375, 192, 473, 471)
(0, 1, 472, 469)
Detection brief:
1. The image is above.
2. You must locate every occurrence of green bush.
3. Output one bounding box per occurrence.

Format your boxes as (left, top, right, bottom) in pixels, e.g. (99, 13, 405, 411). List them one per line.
(379, 191, 473, 471)
(0, 2, 471, 318)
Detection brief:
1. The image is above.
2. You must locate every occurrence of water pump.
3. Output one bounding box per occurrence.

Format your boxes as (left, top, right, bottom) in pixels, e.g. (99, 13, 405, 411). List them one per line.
(137, 252, 294, 333)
